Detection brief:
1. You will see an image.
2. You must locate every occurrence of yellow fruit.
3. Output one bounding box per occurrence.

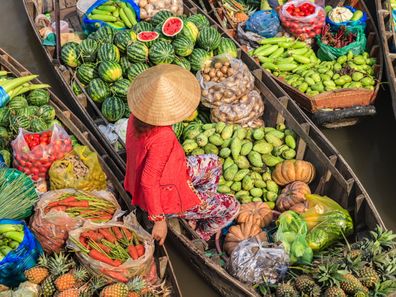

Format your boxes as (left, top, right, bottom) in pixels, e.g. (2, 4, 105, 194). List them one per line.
(55, 273, 76, 291)
(100, 283, 129, 297)
(24, 266, 49, 285)
(185, 110, 198, 122)
(57, 288, 80, 297)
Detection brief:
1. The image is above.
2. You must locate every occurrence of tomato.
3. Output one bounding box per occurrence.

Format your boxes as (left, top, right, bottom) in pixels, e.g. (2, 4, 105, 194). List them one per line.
(31, 174, 39, 181)
(19, 160, 27, 167)
(23, 168, 31, 175)
(57, 152, 65, 159)
(25, 161, 32, 168)
(34, 150, 43, 159)
(49, 155, 56, 162)
(31, 168, 40, 175)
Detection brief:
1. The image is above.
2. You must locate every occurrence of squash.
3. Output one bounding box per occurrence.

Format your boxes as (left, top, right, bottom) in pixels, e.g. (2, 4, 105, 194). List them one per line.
(237, 202, 273, 228)
(223, 217, 267, 255)
(272, 160, 316, 186)
(276, 181, 311, 213)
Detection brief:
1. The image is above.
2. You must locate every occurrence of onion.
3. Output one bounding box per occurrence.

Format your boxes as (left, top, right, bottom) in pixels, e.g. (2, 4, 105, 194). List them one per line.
(140, 9, 148, 19)
(139, 0, 147, 7)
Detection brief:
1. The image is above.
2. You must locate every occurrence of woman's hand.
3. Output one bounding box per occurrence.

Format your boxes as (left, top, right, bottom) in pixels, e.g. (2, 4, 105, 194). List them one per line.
(152, 220, 168, 246)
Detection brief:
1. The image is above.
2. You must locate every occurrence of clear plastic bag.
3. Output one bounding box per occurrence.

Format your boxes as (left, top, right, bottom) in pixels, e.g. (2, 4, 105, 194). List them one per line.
(11, 125, 73, 181)
(198, 55, 255, 108)
(227, 236, 289, 285)
(245, 10, 280, 38)
(136, 0, 183, 20)
(114, 118, 129, 143)
(237, 22, 264, 49)
(30, 189, 123, 254)
(210, 90, 264, 125)
(67, 213, 155, 282)
(279, 0, 325, 40)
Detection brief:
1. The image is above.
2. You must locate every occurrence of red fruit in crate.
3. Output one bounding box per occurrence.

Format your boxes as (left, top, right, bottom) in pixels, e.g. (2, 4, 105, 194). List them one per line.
(25, 161, 32, 168)
(19, 160, 26, 167)
(24, 168, 31, 175)
(31, 168, 39, 175)
(32, 175, 39, 181)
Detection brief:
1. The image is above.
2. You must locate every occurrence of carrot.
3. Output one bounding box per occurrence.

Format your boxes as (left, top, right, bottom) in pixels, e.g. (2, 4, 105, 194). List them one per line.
(136, 245, 145, 257)
(58, 200, 90, 207)
(89, 250, 117, 266)
(59, 196, 78, 203)
(98, 228, 117, 243)
(100, 269, 128, 283)
(79, 236, 89, 248)
(121, 227, 133, 241)
(46, 201, 59, 208)
(112, 259, 123, 267)
(127, 245, 139, 260)
(97, 243, 112, 254)
(86, 230, 104, 242)
(112, 227, 123, 240)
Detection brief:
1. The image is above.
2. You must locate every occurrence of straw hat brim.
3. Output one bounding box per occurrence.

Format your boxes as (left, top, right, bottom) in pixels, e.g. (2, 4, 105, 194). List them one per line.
(127, 64, 201, 126)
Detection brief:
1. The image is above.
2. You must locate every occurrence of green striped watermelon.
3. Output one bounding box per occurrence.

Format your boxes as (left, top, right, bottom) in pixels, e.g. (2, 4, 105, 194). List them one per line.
(187, 14, 210, 30)
(189, 48, 212, 72)
(8, 96, 28, 110)
(114, 30, 133, 53)
(101, 96, 126, 122)
(126, 42, 149, 63)
(95, 26, 115, 43)
(123, 105, 131, 118)
(111, 79, 130, 99)
(152, 10, 174, 28)
(127, 63, 149, 81)
(172, 122, 184, 139)
(9, 115, 30, 133)
(79, 39, 98, 62)
(119, 56, 131, 76)
(16, 107, 33, 119)
(181, 21, 199, 43)
(133, 21, 153, 33)
(197, 27, 221, 51)
(61, 42, 80, 68)
(30, 118, 48, 132)
(173, 56, 191, 71)
(172, 36, 194, 57)
(27, 89, 50, 106)
(217, 37, 238, 58)
(97, 43, 120, 62)
(87, 78, 111, 104)
(98, 61, 122, 83)
(38, 105, 56, 121)
(76, 63, 98, 85)
(28, 105, 40, 116)
(149, 41, 175, 65)
(0, 108, 10, 127)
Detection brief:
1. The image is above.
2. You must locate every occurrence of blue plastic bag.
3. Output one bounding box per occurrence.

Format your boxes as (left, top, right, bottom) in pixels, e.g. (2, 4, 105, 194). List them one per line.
(0, 220, 43, 287)
(82, 0, 140, 34)
(0, 86, 10, 108)
(326, 6, 367, 31)
(245, 10, 280, 38)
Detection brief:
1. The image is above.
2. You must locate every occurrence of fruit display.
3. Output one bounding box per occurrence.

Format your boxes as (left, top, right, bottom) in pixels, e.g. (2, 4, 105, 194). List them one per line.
(135, 0, 183, 20)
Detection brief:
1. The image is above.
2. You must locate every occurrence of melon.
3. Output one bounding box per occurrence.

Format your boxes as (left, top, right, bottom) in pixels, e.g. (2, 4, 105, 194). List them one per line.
(137, 31, 160, 47)
(162, 17, 184, 37)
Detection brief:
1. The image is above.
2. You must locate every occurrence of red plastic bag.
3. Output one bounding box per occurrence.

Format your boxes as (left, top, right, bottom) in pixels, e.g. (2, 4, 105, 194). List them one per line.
(11, 125, 73, 181)
(279, 0, 325, 40)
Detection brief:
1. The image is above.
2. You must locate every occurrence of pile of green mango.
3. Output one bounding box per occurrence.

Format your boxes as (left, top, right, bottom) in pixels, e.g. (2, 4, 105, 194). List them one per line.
(181, 121, 297, 207)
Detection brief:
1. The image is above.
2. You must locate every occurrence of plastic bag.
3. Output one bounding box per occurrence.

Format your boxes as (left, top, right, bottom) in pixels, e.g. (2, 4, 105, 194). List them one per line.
(279, 0, 325, 40)
(67, 213, 155, 282)
(301, 194, 353, 251)
(11, 125, 73, 181)
(114, 118, 129, 143)
(210, 90, 264, 126)
(275, 211, 313, 264)
(30, 189, 123, 254)
(316, 27, 367, 61)
(198, 55, 255, 108)
(326, 6, 367, 31)
(99, 124, 118, 145)
(136, 0, 183, 20)
(245, 10, 280, 38)
(0, 219, 42, 288)
(237, 22, 264, 49)
(49, 145, 107, 191)
(81, 0, 140, 34)
(227, 236, 289, 285)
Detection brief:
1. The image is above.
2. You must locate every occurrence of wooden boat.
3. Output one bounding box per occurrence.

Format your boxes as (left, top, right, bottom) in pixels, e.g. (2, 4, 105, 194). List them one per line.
(23, 1, 385, 296)
(375, 0, 396, 118)
(0, 48, 182, 297)
(192, 0, 384, 128)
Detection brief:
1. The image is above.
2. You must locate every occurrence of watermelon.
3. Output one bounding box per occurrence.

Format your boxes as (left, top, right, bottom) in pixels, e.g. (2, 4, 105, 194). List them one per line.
(38, 105, 56, 121)
(162, 17, 184, 37)
(149, 41, 175, 65)
(180, 21, 199, 43)
(152, 10, 174, 28)
(71, 81, 83, 96)
(172, 122, 184, 139)
(30, 118, 48, 132)
(61, 42, 80, 68)
(9, 115, 30, 133)
(98, 61, 122, 83)
(172, 36, 194, 57)
(97, 43, 120, 62)
(27, 89, 50, 106)
(87, 78, 111, 103)
(137, 31, 159, 47)
(114, 30, 133, 53)
(47, 119, 63, 129)
(133, 21, 153, 33)
(16, 107, 33, 119)
(0, 126, 9, 140)
(7, 96, 28, 110)
(28, 106, 40, 116)
(197, 27, 221, 51)
(127, 63, 149, 81)
(119, 56, 131, 76)
(173, 56, 191, 71)
(76, 63, 98, 85)
(94, 26, 115, 43)
(187, 14, 210, 30)
(197, 109, 211, 124)
(189, 49, 212, 72)
(101, 97, 126, 122)
(79, 39, 98, 62)
(123, 105, 131, 118)
(0, 108, 10, 128)
(127, 42, 149, 63)
(111, 79, 131, 99)
(217, 37, 238, 58)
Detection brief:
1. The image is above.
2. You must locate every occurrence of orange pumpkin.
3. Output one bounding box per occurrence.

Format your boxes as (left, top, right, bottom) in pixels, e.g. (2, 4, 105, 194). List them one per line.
(223, 218, 267, 255)
(276, 181, 311, 213)
(237, 202, 273, 228)
(272, 160, 316, 186)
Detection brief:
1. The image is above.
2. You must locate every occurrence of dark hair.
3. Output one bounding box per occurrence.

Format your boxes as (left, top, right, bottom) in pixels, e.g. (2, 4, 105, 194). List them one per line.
(134, 117, 154, 136)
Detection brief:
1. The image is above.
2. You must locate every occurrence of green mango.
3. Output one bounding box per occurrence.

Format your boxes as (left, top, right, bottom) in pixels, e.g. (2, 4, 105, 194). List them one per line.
(215, 122, 226, 133)
(262, 154, 283, 167)
(231, 181, 242, 192)
(254, 179, 267, 188)
(202, 123, 215, 130)
(233, 169, 250, 182)
(221, 124, 234, 140)
(196, 134, 208, 147)
(234, 155, 250, 169)
(282, 149, 296, 160)
(219, 147, 231, 158)
(352, 72, 364, 82)
(217, 185, 231, 194)
(234, 128, 247, 140)
(273, 144, 289, 157)
(182, 139, 198, 153)
(253, 141, 273, 154)
(248, 151, 264, 167)
(204, 143, 219, 155)
(241, 142, 253, 156)
(209, 134, 223, 146)
(285, 135, 296, 149)
(231, 137, 242, 159)
(242, 175, 254, 191)
(252, 128, 265, 140)
(250, 172, 263, 181)
(266, 180, 279, 193)
(185, 128, 201, 140)
(250, 188, 263, 197)
(224, 164, 238, 181)
(265, 134, 283, 147)
(235, 190, 249, 198)
(353, 55, 365, 65)
(203, 128, 216, 137)
(223, 157, 234, 170)
(267, 130, 285, 139)
(337, 55, 347, 65)
(191, 148, 205, 155)
(221, 138, 232, 148)
(266, 191, 278, 202)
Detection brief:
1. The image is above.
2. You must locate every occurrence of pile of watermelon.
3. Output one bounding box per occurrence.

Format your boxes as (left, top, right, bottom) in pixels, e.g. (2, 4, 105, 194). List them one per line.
(61, 11, 238, 123)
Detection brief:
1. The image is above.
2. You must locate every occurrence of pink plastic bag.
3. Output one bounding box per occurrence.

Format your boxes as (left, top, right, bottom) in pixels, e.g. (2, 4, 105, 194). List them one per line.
(11, 125, 73, 181)
(279, 0, 325, 40)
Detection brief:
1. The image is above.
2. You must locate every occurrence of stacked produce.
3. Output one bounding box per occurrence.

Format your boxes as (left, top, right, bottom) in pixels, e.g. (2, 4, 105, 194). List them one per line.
(0, 223, 26, 261)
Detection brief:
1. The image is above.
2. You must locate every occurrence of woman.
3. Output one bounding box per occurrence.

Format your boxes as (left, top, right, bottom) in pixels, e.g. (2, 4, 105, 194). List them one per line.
(124, 64, 240, 246)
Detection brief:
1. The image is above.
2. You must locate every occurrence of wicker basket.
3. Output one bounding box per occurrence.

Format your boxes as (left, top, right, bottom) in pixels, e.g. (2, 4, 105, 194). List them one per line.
(76, 0, 96, 18)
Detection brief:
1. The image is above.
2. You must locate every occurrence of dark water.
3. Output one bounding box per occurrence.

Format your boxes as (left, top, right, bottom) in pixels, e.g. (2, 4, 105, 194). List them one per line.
(2, 0, 394, 296)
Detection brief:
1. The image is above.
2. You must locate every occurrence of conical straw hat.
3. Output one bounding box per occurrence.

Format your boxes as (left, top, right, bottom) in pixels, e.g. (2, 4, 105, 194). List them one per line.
(127, 64, 201, 126)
